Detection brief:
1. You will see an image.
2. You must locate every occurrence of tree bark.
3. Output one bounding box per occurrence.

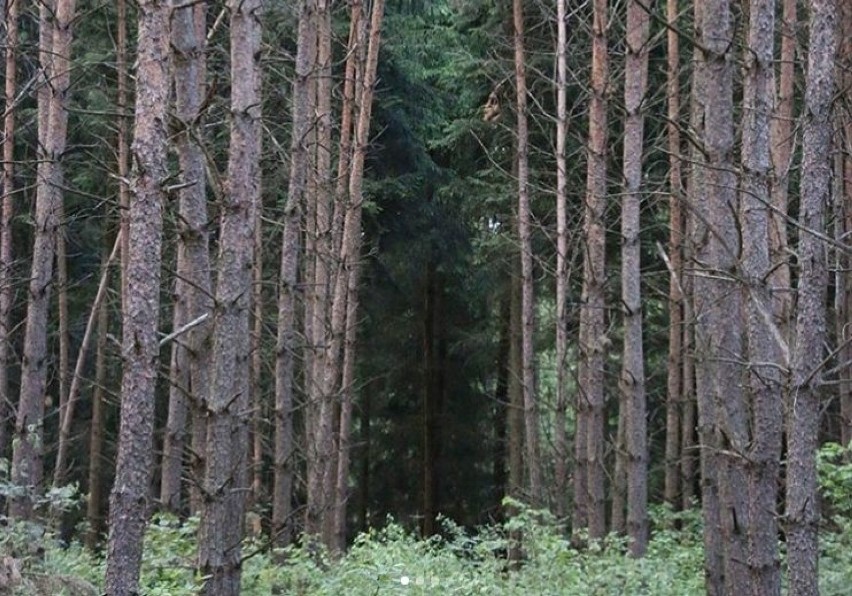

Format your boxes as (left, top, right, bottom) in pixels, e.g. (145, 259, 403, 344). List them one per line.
(663, 0, 684, 512)
(553, 0, 569, 521)
(576, 0, 608, 540)
(769, 0, 796, 343)
(0, 0, 18, 459)
(620, 0, 649, 557)
(273, 0, 316, 546)
(740, 0, 784, 592)
(11, 0, 74, 519)
(197, 1, 262, 593)
(512, 0, 541, 509)
(687, 3, 723, 591)
(786, 2, 836, 593)
(697, 1, 752, 591)
(104, 0, 170, 591)
(161, 0, 212, 516)
(314, 0, 384, 545)
(839, 0, 852, 449)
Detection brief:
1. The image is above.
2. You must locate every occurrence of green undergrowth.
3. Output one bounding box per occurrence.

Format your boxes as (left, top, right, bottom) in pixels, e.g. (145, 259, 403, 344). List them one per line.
(3, 443, 852, 595)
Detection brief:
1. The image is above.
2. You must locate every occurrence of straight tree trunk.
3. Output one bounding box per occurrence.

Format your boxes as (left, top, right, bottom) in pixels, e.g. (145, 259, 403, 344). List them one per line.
(0, 0, 18, 458)
(251, 183, 265, 505)
(786, 1, 836, 593)
(507, 268, 524, 561)
(512, 0, 541, 509)
(577, 0, 608, 540)
(104, 0, 171, 591)
(273, 0, 316, 546)
(315, 0, 384, 544)
(85, 247, 111, 550)
(11, 0, 74, 519)
(621, 0, 649, 557)
(332, 251, 362, 551)
(740, 0, 783, 592)
(688, 3, 723, 591)
(840, 0, 852, 449)
(769, 0, 796, 341)
(331, 0, 367, 552)
(663, 0, 684, 511)
(553, 0, 569, 521)
(161, 0, 211, 515)
(198, 2, 263, 593)
(117, 0, 130, 307)
(697, 1, 750, 591)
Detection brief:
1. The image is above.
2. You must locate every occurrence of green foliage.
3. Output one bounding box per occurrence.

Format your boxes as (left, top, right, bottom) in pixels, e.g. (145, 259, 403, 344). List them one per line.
(817, 441, 852, 595)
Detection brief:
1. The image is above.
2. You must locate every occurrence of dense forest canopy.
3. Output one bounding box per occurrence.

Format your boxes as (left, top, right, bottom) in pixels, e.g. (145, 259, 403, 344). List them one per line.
(0, 0, 851, 594)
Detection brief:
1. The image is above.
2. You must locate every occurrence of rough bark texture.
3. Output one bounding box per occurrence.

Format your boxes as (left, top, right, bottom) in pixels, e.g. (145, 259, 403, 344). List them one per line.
(769, 0, 796, 341)
(197, 2, 262, 594)
(11, 0, 73, 518)
(512, 0, 541, 507)
(663, 0, 683, 511)
(786, 1, 836, 593)
(696, 2, 750, 592)
(837, 0, 852, 450)
(740, 1, 783, 592)
(740, 0, 786, 595)
(104, 1, 170, 592)
(688, 3, 723, 591)
(161, 0, 212, 515)
(0, 0, 18, 459)
(331, 0, 367, 552)
(621, 0, 649, 557)
(576, 0, 608, 540)
(314, 0, 384, 545)
(273, 0, 315, 546)
(553, 0, 569, 521)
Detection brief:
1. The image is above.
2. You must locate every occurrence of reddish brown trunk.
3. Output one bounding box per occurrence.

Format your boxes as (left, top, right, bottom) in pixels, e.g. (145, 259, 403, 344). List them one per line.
(663, 0, 684, 511)
(104, 0, 170, 590)
(11, 0, 74, 518)
(0, 0, 19, 458)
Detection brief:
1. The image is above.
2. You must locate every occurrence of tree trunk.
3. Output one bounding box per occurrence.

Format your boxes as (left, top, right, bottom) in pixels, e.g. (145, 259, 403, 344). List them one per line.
(687, 3, 723, 591)
(663, 0, 684, 512)
(740, 0, 783, 592)
(512, 0, 541, 509)
(85, 243, 112, 550)
(507, 268, 523, 561)
(769, 0, 796, 343)
(697, 1, 751, 591)
(786, 2, 836, 593)
(11, 0, 74, 519)
(620, 0, 649, 557)
(0, 0, 18, 459)
(197, 2, 262, 593)
(553, 0, 569, 521)
(161, 0, 212, 516)
(104, 0, 170, 591)
(577, 0, 608, 540)
(314, 0, 384, 545)
(273, 0, 316, 546)
(331, 0, 367, 552)
(837, 0, 852, 450)
(332, 254, 362, 551)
